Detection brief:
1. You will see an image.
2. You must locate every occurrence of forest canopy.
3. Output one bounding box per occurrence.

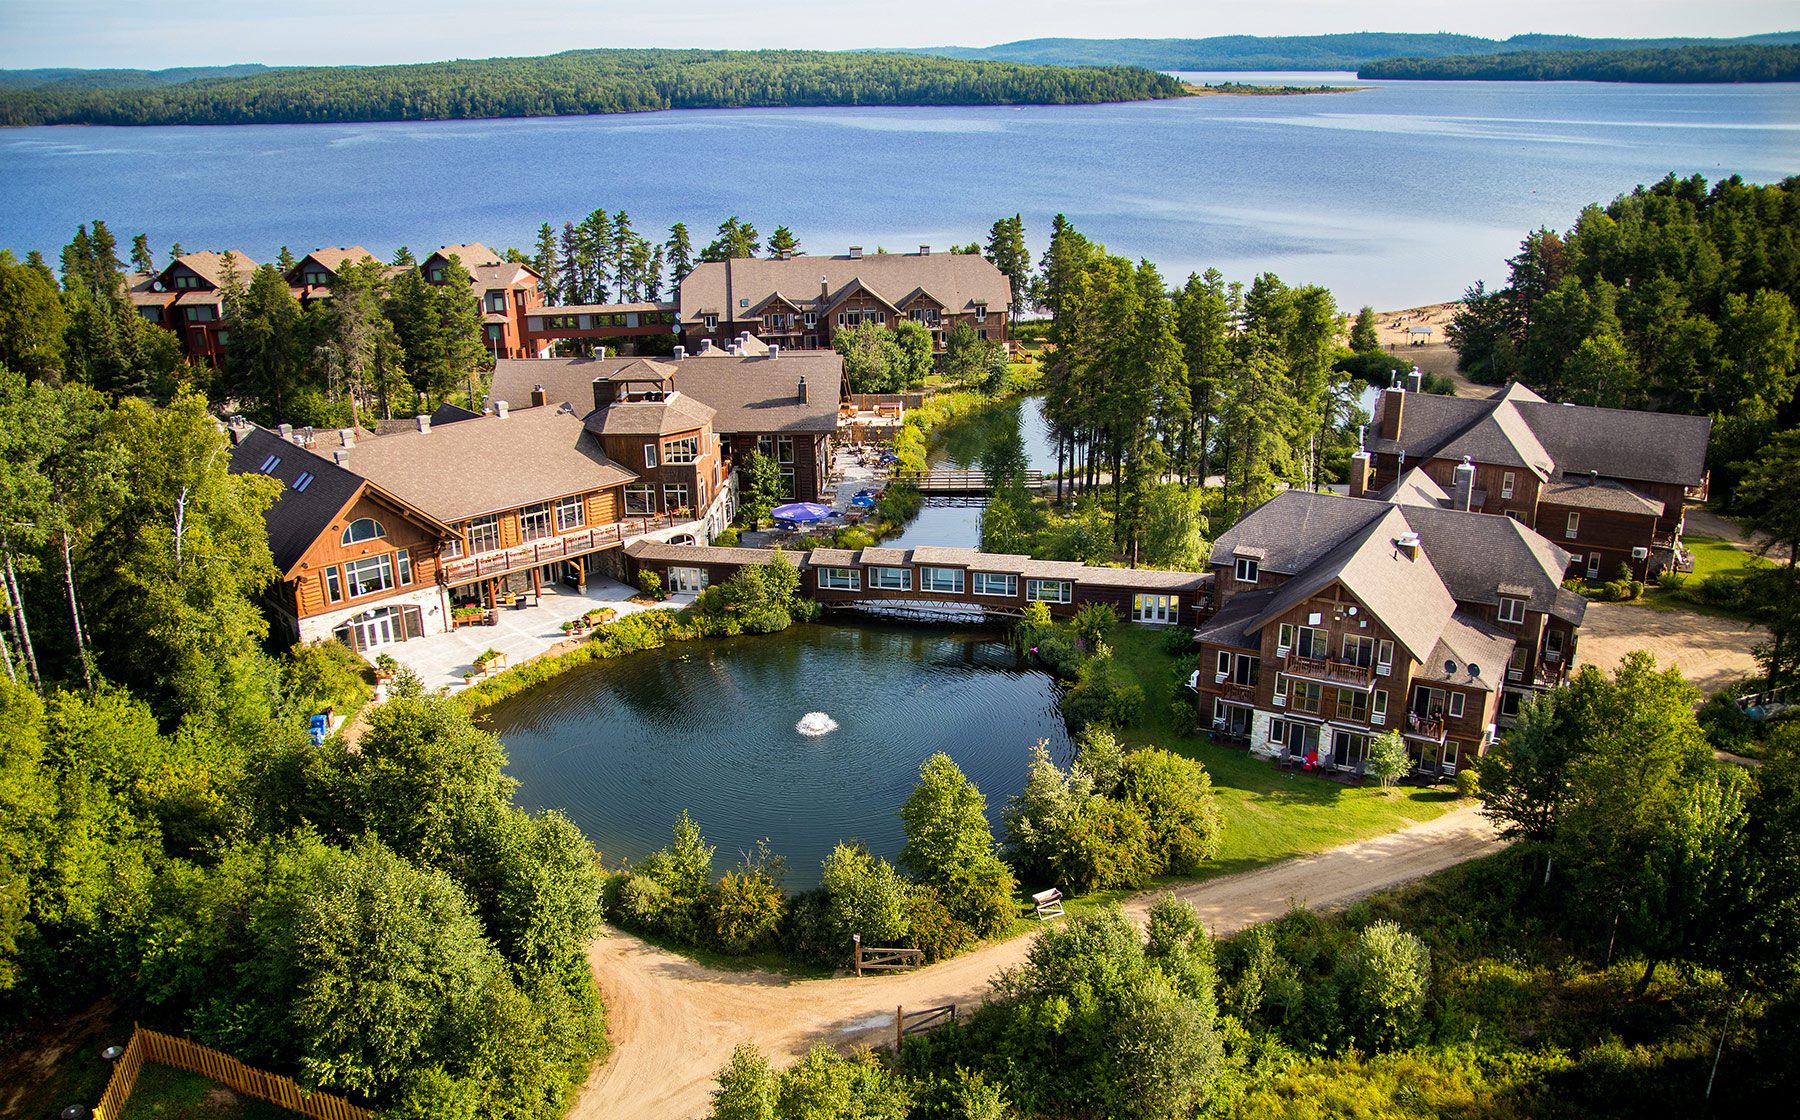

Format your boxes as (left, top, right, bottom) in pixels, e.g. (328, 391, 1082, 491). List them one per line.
(0, 48, 1185, 128)
(1360, 44, 1800, 82)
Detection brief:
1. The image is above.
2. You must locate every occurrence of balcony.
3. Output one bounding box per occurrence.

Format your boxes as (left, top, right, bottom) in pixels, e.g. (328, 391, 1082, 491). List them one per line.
(1207, 679, 1258, 704)
(1281, 651, 1376, 690)
(441, 513, 696, 586)
(1402, 712, 1447, 742)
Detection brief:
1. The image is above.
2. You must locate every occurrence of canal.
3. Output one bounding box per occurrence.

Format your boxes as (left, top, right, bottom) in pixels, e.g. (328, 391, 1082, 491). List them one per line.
(883, 393, 1056, 550)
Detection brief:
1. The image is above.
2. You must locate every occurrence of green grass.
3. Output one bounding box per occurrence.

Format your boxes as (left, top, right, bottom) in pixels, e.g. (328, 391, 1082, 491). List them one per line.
(1636, 535, 1768, 618)
(1102, 624, 1457, 879)
(117, 1063, 297, 1120)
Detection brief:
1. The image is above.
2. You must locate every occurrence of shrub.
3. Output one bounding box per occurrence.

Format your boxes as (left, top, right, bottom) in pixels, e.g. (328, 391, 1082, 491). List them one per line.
(710, 847, 787, 956)
(1075, 725, 1125, 792)
(1161, 624, 1199, 655)
(1060, 796, 1160, 892)
(898, 753, 1017, 938)
(712, 526, 741, 548)
(1063, 658, 1143, 732)
(282, 639, 372, 718)
(1656, 568, 1687, 589)
(1115, 748, 1225, 875)
(636, 570, 664, 600)
(1367, 731, 1410, 790)
(814, 843, 911, 965)
(617, 810, 715, 944)
(905, 885, 978, 963)
(1454, 767, 1481, 800)
(1071, 602, 1117, 648)
(1336, 920, 1431, 1049)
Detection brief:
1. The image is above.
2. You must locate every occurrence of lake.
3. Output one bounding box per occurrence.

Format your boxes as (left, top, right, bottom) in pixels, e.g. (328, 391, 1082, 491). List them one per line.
(479, 620, 1072, 888)
(2, 75, 1794, 308)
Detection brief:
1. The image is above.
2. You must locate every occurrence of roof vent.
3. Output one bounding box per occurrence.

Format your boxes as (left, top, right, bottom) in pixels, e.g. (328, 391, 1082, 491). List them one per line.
(769, 344, 780, 360)
(1395, 531, 1422, 559)
(596, 345, 606, 360)
(277, 423, 293, 440)
(673, 345, 686, 360)
(415, 414, 430, 434)
(699, 338, 712, 353)
(333, 449, 351, 466)
(919, 244, 930, 255)
(495, 400, 509, 420)
(337, 428, 355, 448)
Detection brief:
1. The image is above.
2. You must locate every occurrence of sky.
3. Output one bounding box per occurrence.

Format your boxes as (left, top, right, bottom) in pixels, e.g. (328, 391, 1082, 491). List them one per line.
(0, 0, 1795, 69)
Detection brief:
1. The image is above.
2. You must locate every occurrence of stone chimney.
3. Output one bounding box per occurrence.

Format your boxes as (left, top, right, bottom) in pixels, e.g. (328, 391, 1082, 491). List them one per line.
(798, 376, 809, 403)
(1453, 456, 1476, 511)
(495, 400, 509, 420)
(414, 414, 430, 434)
(1379, 386, 1405, 442)
(1348, 451, 1372, 499)
(530, 384, 548, 408)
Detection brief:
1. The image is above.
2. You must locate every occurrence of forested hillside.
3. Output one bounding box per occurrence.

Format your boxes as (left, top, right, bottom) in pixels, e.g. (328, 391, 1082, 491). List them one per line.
(1362, 44, 1800, 82)
(896, 31, 1800, 71)
(0, 63, 278, 91)
(0, 49, 1184, 127)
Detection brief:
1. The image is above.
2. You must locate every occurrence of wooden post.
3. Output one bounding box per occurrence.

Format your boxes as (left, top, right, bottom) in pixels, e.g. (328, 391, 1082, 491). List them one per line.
(896, 1006, 904, 1054)
(853, 933, 861, 976)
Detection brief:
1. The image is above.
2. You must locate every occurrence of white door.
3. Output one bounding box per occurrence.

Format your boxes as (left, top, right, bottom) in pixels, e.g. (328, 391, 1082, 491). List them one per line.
(668, 566, 709, 593)
(355, 608, 396, 650)
(1134, 594, 1177, 624)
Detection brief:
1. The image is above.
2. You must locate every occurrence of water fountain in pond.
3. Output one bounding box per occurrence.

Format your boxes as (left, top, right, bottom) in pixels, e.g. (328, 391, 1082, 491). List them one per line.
(796, 711, 839, 736)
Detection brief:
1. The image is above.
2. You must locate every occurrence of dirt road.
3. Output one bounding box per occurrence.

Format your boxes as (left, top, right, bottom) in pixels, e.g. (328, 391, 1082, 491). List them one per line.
(1576, 600, 1766, 695)
(569, 805, 1502, 1120)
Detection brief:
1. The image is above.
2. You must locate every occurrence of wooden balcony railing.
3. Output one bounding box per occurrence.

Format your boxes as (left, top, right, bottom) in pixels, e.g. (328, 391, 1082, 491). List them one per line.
(1207, 679, 1257, 704)
(1402, 712, 1447, 741)
(1282, 651, 1376, 689)
(441, 514, 690, 585)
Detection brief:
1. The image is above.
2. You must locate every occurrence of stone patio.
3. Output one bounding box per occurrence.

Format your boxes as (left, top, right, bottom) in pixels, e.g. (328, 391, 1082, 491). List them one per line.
(383, 576, 696, 691)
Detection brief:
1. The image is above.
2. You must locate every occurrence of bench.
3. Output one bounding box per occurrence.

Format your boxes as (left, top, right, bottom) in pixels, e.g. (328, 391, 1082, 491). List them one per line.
(1032, 888, 1064, 921)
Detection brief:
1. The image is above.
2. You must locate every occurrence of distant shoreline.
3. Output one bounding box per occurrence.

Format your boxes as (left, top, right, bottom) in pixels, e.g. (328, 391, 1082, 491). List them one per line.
(1182, 82, 1365, 97)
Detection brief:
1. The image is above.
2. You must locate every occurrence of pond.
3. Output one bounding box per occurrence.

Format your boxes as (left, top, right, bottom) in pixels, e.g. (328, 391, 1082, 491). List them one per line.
(482, 621, 1074, 888)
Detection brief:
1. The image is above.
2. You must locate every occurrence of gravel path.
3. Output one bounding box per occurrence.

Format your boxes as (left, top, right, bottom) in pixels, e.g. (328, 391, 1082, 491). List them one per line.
(569, 805, 1502, 1120)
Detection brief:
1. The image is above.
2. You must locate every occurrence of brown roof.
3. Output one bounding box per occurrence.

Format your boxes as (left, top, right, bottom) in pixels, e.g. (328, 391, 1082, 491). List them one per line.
(1417, 612, 1518, 692)
(489, 353, 843, 435)
(291, 246, 376, 278)
(1539, 477, 1666, 517)
(536, 301, 675, 315)
(584, 392, 716, 437)
(166, 250, 257, 289)
(678, 251, 1012, 326)
(469, 261, 538, 289)
(428, 242, 502, 269)
(341, 406, 636, 523)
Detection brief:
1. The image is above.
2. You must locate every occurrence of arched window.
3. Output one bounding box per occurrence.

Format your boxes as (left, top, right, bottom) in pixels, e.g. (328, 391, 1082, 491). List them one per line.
(341, 518, 387, 546)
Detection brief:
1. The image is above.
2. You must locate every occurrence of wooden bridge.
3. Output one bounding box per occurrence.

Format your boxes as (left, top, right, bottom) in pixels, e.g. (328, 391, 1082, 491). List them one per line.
(890, 469, 1050, 496)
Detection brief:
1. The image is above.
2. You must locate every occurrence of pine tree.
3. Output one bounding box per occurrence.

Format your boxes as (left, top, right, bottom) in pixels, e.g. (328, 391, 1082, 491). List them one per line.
(1174, 270, 1230, 485)
(532, 222, 559, 305)
(1350, 305, 1380, 353)
(700, 217, 760, 262)
(984, 214, 1030, 318)
(225, 264, 304, 422)
(576, 209, 613, 304)
(390, 245, 415, 267)
(767, 225, 800, 259)
(558, 223, 582, 304)
(611, 210, 636, 301)
(277, 246, 297, 273)
(128, 234, 155, 277)
(664, 223, 695, 290)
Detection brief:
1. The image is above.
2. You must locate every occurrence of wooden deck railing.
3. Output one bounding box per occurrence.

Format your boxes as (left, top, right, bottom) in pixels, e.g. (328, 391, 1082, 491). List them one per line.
(890, 469, 1047, 494)
(95, 1026, 374, 1120)
(441, 514, 691, 585)
(1281, 651, 1376, 688)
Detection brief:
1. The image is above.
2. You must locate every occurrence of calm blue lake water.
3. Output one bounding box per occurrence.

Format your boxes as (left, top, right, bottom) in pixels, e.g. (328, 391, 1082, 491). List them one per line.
(3, 75, 1794, 308)
(480, 621, 1072, 888)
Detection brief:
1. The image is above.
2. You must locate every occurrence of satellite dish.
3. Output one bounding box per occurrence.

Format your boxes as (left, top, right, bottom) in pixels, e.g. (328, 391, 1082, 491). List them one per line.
(1346, 606, 1358, 616)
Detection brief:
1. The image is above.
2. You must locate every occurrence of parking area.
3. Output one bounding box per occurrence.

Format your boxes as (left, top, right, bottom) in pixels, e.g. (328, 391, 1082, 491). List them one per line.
(1575, 600, 1767, 695)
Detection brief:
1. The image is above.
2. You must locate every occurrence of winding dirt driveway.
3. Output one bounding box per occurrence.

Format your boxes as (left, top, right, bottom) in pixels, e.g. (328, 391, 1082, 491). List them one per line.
(569, 805, 1502, 1120)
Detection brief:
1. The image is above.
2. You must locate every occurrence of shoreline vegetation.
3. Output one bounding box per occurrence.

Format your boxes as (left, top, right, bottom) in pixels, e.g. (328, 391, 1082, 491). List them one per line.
(1361, 43, 1800, 83)
(0, 48, 1184, 128)
(1181, 81, 1363, 96)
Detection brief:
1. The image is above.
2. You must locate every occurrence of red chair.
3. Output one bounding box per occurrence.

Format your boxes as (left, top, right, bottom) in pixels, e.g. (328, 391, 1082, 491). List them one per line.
(1302, 751, 1320, 772)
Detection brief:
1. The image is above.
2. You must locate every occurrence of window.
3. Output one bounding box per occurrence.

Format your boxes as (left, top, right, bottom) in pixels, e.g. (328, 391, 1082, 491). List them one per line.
(1372, 689, 1389, 725)
(624, 486, 655, 516)
(292, 471, 314, 492)
(1498, 596, 1526, 624)
(1448, 692, 1466, 720)
(1232, 655, 1260, 687)
(703, 314, 717, 329)
(396, 549, 412, 586)
(1269, 718, 1288, 746)
(920, 567, 965, 594)
(1294, 625, 1329, 660)
(776, 436, 794, 464)
(341, 517, 387, 546)
(972, 572, 1017, 597)
(718, 434, 733, 458)
(1133, 594, 1178, 623)
(486, 324, 503, 341)
(556, 496, 586, 532)
(1501, 472, 1515, 499)
(644, 443, 659, 468)
(1545, 628, 1566, 662)
(258, 454, 282, 473)
(465, 516, 500, 554)
(1500, 691, 1523, 719)
(343, 554, 394, 598)
(1277, 623, 1295, 653)
(1343, 635, 1376, 667)
(974, 303, 988, 323)
(1274, 675, 1289, 704)
(519, 504, 553, 541)
(487, 292, 506, 313)
(1026, 579, 1071, 604)
(663, 483, 690, 512)
(1234, 556, 1259, 583)
(1587, 552, 1601, 579)
(868, 566, 911, 591)
(324, 566, 342, 603)
(804, 312, 817, 327)
(1291, 681, 1324, 714)
(1509, 645, 1529, 681)
(426, 266, 445, 283)
(757, 435, 774, 458)
(1330, 730, 1371, 771)
(818, 567, 861, 591)
(1376, 639, 1395, 675)
(663, 436, 699, 464)
(1216, 650, 1232, 679)
(1565, 512, 1580, 539)
(779, 468, 796, 496)
(1336, 688, 1369, 723)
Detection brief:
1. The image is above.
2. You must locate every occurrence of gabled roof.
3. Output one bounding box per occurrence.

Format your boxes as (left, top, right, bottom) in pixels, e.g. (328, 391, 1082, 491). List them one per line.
(1245, 506, 1456, 663)
(490, 352, 843, 435)
(677, 251, 1011, 325)
(1208, 489, 1389, 577)
(289, 246, 376, 279)
(1379, 467, 1451, 509)
(1539, 476, 1666, 517)
(161, 250, 257, 290)
(1418, 612, 1518, 692)
(469, 261, 538, 289)
(342, 406, 636, 523)
(585, 392, 716, 437)
(1399, 504, 1584, 624)
(226, 426, 366, 577)
(426, 242, 502, 269)
(821, 276, 901, 317)
(1437, 400, 1555, 479)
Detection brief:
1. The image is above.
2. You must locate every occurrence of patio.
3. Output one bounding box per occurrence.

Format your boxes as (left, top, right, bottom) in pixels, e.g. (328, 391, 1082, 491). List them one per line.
(383, 576, 696, 691)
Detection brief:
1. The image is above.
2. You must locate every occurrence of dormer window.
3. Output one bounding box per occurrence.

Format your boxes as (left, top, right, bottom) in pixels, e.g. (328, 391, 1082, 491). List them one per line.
(703, 314, 718, 330)
(1234, 556, 1259, 583)
(974, 303, 988, 323)
(425, 266, 445, 283)
(303, 269, 328, 286)
(1498, 596, 1526, 625)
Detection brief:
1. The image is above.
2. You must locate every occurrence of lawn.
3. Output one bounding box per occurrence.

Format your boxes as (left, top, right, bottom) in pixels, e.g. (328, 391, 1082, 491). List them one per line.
(1632, 535, 1769, 619)
(1103, 624, 1457, 879)
(117, 1063, 297, 1120)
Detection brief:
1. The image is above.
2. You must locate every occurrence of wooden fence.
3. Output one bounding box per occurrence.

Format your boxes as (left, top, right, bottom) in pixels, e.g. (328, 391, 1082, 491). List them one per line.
(853, 933, 924, 976)
(94, 1026, 374, 1120)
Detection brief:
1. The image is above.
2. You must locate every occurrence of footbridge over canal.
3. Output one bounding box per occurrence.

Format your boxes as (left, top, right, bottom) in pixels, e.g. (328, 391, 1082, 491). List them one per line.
(889, 469, 1053, 497)
(625, 541, 1214, 627)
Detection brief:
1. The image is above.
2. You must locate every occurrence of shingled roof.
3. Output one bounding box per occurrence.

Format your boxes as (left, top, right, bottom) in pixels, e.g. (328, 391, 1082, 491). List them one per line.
(585, 392, 716, 437)
(677, 251, 1011, 326)
(1369, 382, 1710, 488)
(226, 426, 366, 577)
(490, 353, 843, 435)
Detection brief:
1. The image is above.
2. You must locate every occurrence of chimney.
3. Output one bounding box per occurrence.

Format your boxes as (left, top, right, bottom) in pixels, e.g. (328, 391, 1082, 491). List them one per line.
(821, 274, 829, 299)
(1408, 366, 1422, 393)
(1453, 456, 1476, 511)
(673, 344, 686, 360)
(277, 422, 293, 441)
(593, 377, 622, 413)
(739, 331, 751, 347)
(798, 376, 809, 403)
(1395, 531, 1422, 560)
(530, 384, 548, 408)
(1589, 469, 1599, 487)
(769, 344, 780, 360)
(1349, 451, 1372, 498)
(596, 345, 607, 361)
(726, 344, 739, 356)
(919, 244, 931, 256)
(699, 338, 712, 354)
(333, 449, 351, 466)
(495, 400, 509, 420)
(337, 427, 355, 448)
(415, 414, 430, 434)
(848, 246, 863, 260)
(1379, 386, 1405, 442)
(227, 415, 251, 445)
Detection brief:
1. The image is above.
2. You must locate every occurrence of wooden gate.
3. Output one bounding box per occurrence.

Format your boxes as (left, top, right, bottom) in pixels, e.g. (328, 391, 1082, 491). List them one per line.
(853, 933, 923, 976)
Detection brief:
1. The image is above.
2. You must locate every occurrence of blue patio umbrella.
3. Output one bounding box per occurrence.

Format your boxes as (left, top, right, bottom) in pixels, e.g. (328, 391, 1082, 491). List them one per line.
(879, 451, 899, 464)
(850, 492, 877, 509)
(772, 501, 833, 525)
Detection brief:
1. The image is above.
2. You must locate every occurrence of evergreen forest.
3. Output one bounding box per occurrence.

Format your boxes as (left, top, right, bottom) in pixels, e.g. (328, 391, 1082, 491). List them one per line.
(1361, 43, 1800, 82)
